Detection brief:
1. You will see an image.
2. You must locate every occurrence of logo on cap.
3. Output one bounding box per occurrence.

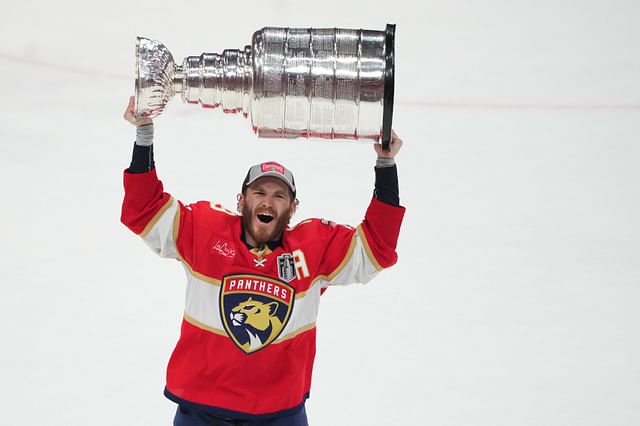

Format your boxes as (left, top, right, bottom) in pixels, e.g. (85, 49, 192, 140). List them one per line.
(261, 162, 285, 174)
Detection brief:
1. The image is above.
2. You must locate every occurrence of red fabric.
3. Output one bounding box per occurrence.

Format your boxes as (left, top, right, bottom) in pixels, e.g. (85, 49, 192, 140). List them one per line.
(121, 169, 172, 235)
(121, 168, 405, 417)
(360, 198, 406, 268)
(166, 320, 316, 415)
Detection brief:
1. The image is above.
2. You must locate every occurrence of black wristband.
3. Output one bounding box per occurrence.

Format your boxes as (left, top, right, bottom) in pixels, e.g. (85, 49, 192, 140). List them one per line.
(373, 164, 399, 206)
(128, 143, 155, 173)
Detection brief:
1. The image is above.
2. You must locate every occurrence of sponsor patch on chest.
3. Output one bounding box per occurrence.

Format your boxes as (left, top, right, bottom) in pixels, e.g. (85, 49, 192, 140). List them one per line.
(220, 274, 295, 354)
(211, 240, 236, 259)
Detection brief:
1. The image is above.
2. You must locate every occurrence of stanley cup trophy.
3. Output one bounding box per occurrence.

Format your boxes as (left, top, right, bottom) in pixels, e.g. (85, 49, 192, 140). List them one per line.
(135, 25, 395, 150)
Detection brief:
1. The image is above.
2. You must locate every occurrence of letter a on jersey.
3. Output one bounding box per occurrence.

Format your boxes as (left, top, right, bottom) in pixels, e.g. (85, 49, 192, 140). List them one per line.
(220, 274, 295, 354)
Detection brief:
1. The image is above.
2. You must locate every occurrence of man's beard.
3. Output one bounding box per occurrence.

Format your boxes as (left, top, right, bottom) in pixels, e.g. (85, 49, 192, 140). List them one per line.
(241, 208, 291, 247)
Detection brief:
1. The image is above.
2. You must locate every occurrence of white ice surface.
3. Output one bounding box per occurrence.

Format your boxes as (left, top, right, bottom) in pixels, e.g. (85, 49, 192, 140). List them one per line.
(1, 1, 639, 425)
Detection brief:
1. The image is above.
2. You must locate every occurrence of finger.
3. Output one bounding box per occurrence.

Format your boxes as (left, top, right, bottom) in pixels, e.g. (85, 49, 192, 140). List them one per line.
(392, 139, 403, 154)
(390, 132, 403, 149)
(124, 98, 134, 120)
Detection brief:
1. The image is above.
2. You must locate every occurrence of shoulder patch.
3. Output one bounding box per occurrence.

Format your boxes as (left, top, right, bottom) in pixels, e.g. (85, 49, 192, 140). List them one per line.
(320, 218, 337, 227)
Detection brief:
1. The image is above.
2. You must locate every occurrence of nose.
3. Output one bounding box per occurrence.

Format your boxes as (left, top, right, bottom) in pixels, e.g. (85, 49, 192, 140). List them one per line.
(259, 194, 279, 208)
(259, 197, 272, 207)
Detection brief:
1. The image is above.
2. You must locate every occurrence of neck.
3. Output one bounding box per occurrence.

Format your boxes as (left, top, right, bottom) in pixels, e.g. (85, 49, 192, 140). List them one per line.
(241, 230, 282, 251)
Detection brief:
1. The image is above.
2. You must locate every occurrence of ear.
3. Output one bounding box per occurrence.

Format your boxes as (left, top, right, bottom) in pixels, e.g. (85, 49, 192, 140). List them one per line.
(237, 194, 245, 213)
(289, 199, 297, 218)
(267, 302, 278, 316)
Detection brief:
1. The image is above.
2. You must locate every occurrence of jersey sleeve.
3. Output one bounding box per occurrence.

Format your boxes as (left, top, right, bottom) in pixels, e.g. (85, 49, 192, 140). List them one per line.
(319, 198, 405, 287)
(121, 168, 183, 259)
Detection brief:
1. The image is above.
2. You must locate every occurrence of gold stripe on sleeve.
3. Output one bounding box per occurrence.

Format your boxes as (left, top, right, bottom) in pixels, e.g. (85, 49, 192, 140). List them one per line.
(139, 196, 175, 238)
(326, 234, 358, 280)
(170, 205, 220, 287)
(356, 224, 384, 271)
(172, 201, 181, 247)
(299, 235, 358, 298)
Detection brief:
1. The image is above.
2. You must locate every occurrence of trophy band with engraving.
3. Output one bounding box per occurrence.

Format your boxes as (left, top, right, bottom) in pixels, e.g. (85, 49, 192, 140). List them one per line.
(135, 25, 395, 149)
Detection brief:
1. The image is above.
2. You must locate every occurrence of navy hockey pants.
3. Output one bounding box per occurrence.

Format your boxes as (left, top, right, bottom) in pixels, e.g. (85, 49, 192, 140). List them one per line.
(173, 405, 308, 426)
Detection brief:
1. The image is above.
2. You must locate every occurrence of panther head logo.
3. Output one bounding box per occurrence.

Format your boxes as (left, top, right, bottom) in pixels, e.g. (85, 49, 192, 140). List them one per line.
(230, 297, 283, 352)
(220, 274, 295, 354)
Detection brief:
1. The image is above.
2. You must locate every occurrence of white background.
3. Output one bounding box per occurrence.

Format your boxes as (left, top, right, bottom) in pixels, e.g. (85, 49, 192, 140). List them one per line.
(1, 0, 639, 425)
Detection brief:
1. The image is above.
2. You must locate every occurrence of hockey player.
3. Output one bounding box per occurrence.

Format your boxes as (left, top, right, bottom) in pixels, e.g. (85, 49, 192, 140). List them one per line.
(121, 96, 405, 425)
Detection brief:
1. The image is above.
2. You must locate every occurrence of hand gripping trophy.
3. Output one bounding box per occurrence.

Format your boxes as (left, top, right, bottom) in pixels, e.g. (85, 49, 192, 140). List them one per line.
(134, 25, 395, 149)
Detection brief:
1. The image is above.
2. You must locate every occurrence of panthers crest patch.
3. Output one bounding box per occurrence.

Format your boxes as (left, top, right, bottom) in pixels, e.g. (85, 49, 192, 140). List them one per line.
(220, 274, 295, 354)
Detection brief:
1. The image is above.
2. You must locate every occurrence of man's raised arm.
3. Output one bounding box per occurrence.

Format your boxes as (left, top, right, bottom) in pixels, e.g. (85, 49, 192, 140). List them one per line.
(121, 96, 180, 259)
(372, 130, 403, 207)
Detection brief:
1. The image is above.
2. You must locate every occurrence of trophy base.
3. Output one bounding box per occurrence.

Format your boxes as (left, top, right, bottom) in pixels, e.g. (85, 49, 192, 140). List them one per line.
(255, 128, 382, 141)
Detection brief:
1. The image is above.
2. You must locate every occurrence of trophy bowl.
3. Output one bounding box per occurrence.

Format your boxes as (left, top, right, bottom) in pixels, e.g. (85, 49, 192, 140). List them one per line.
(134, 25, 395, 149)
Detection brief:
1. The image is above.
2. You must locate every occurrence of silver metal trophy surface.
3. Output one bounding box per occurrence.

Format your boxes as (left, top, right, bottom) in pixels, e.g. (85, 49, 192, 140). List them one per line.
(135, 25, 395, 149)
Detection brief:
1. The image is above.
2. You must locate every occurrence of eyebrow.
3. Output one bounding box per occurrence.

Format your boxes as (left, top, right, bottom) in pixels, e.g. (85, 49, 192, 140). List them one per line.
(251, 185, 287, 197)
(248, 180, 292, 200)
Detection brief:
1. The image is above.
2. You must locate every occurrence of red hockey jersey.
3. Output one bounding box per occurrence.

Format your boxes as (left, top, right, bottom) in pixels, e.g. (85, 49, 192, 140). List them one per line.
(121, 168, 405, 420)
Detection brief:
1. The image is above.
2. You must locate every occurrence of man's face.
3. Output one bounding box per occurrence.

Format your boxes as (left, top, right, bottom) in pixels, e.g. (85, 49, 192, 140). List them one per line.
(238, 177, 296, 247)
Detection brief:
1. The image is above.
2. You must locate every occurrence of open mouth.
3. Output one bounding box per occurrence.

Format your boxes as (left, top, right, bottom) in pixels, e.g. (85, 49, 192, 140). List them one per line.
(257, 213, 274, 224)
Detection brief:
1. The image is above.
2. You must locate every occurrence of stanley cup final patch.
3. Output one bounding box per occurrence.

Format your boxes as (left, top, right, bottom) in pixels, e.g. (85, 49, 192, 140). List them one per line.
(220, 274, 295, 354)
(277, 253, 297, 282)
